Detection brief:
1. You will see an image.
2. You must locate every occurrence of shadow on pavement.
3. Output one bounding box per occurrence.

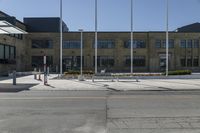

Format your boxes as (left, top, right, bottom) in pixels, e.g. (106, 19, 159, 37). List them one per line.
(0, 83, 39, 93)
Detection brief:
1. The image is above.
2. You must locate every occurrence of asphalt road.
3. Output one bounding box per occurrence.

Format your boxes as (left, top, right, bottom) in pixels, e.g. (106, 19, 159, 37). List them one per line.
(0, 90, 200, 133)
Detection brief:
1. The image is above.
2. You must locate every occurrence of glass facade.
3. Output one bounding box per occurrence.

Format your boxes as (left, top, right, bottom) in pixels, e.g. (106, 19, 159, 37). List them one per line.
(180, 58, 186, 67)
(8, 34, 23, 40)
(124, 40, 146, 48)
(63, 41, 81, 49)
(194, 40, 199, 48)
(32, 40, 53, 48)
(32, 56, 53, 68)
(0, 45, 4, 59)
(180, 57, 199, 67)
(193, 57, 199, 67)
(180, 39, 200, 48)
(180, 40, 186, 48)
(0, 43, 16, 64)
(187, 40, 193, 48)
(93, 56, 115, 67)
(63, 56, 84, 71)
(155, 39, 174, 48)
(125, 56, 146, 67)
(93, 40, 115, 49)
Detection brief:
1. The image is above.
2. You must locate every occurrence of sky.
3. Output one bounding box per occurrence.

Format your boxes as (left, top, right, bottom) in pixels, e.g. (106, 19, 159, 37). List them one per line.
(0, 0, 200, 31)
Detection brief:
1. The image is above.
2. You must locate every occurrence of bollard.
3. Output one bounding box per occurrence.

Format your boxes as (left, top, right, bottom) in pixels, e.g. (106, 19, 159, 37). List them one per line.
(47, 67, 49, 76)
(44, 68, 48, 85)
(13, 70, 16, 85)
(34, 68, 37, 79)
(56, 65, 58, 73)
(38, 69, 41, 80)
(136, 76, 139, 82)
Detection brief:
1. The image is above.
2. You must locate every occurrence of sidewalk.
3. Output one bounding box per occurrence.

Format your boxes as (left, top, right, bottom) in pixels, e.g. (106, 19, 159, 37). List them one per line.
(0, 74, 200, 92)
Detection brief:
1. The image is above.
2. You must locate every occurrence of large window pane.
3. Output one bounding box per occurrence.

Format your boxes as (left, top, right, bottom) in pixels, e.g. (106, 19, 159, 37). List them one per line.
(180, 40, 186, 48)
(93, 40, 115, 49)
(32, 56, 53, 68)
(93, 56, 114, 67)
(156, 39, 174, 48)
(187, 58, 192, 67)
(0, 44, 4, 59)
(63, 41, 81, 49)
(125, 56, 146, 67)
(187, 40, 193, 48)
(193, 57, 199, 67)
(180, 58, 186, 67)
(125, 40, 146, 48)
(194, 40, 199, 48)
(10, 46, 15, 59)
(155, 40, 161, 48)
(63, 56, 84, 71)
(5, 45, 9, 59)
(32, 40, 53, 48)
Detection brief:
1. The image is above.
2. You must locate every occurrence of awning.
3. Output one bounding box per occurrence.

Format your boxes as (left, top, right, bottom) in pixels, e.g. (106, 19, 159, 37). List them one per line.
(0, 20, 27, 34)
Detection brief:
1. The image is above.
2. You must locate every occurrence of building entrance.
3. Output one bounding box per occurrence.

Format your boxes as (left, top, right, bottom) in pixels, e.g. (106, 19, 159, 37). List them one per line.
(63, 56, 83, 71)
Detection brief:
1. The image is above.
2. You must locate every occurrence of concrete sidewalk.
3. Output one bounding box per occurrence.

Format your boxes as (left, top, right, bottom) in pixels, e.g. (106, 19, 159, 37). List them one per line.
(0, 75, 200, 92)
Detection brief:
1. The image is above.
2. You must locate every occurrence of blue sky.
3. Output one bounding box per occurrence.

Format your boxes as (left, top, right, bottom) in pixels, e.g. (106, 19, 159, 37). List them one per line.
(0, 0, 200, 31)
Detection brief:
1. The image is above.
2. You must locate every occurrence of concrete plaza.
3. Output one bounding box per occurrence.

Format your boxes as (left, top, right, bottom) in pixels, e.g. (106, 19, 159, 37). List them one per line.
(0, 74, 200, 91)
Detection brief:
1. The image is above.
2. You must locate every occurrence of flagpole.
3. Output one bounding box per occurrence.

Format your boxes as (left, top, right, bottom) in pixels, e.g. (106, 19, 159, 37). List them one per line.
(60, 0, 63, 76)
(166, 0, 169, 76)
(95, 0, 98, 74)
(131, 0, 133, 74)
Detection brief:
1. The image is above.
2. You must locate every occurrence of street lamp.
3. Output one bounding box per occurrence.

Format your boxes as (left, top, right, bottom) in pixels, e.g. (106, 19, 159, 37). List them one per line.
(130, 0, 133, 74)
(79, 29, 83, 78)
(60, 0, 63, 76)
(95, 0, 98, 74)
(166, 0, 169, 76)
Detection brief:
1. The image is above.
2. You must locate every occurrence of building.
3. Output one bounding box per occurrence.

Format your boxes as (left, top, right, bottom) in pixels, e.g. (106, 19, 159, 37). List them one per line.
(0, 11, 27, 76)
(0, 11, 200, 75)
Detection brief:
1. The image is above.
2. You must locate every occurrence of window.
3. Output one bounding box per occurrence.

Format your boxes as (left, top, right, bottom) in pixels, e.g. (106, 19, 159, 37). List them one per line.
(5, 45, 9, 59)
(180, 58, 186, 67)
(0, 44, 4, 59)
(7, 34, 23, 40)
(187, 57, 192, 67)
(32, 56, 53, 68)
(93, 40, 115, 49)
(169, 40, 175, 48)
(93, 56, 115, 67)
(125, 56, 146, 67)
(0, 43, 16, 64)
(10, 46, 15, 60)
(181, 57, 199, 67)
(155, 40, 161, 48)
(156, 39, 174, 48)
(32, 40, 53, 48)
(180, 40, 200, 48)
(194, 40, 199, 48)
(63, 41, 81, 49)
(187, 40, 193, 48)
(63, 56, 84, 71)
(193, 57, 199, 67)
(124, 40, 146, 48)
(180, 40, 186, 48)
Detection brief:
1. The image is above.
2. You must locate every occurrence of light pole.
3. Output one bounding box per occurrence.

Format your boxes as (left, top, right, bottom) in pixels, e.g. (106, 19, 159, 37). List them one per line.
(166, 0, 169, 76)
(60, 0, 63, 76)
(130, 0, 133, 74)
(79, 29, 83, 77)
(95, 0, 98, 74)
